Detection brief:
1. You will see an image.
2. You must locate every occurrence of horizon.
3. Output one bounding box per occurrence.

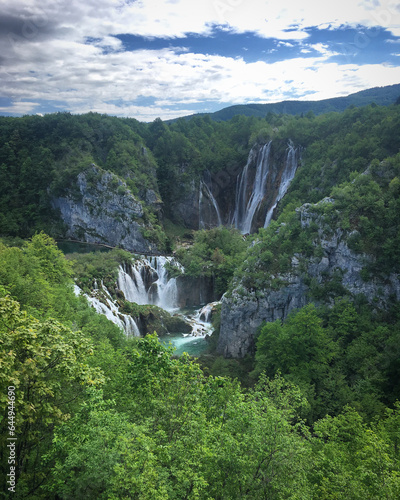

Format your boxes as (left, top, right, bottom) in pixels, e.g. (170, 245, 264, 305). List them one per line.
(1, 83, 399, 124)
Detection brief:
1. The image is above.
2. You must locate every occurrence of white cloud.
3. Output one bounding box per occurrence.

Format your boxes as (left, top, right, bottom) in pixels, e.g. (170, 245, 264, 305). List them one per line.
(3, 38, 400, 120)
(0, 101, 39, 114)
(0, 0, 400, 120)
(1, 0, 399, 42)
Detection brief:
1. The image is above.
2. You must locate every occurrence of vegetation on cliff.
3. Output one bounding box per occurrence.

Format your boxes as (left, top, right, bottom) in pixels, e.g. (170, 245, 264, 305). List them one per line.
(1, 98, 400, 497)
(0, 237, 398, 498)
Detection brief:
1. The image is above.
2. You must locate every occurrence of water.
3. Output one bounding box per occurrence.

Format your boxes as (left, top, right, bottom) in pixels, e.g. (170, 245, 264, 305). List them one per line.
(232, 140, 298, 233)
(117, 262, 148, 304)
(158, 303, 218, 356)
(199, 179, 223, 229)
(117, 256, 182, 311)
(160, 333, 209, 356)
(74, 284, 141, 336)
(233, 142, 272, 234)
(75, 252, 217, 355)
(264, 142, 298, 227)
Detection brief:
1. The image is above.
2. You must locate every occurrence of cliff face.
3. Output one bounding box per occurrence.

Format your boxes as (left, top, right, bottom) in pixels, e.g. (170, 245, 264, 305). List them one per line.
(170, 139, 299, 232)
(51, 165, 157, 253)
(176, 275, 215, 308)
(217, 199, 400, 358)
(170, 178, 201, 229)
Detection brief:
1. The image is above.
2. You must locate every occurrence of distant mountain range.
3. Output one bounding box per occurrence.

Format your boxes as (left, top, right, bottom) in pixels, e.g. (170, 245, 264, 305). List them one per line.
(174, 83, 400, 122)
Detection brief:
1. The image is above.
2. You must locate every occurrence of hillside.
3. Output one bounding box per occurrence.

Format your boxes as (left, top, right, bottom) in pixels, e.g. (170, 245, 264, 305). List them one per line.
(1, 102, 400, 498)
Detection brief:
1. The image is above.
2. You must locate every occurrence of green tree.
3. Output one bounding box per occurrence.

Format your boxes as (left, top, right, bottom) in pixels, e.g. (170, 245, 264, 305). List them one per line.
(254, 304, 338, 420)
(310, 407, 400, 499)
(0, 296, 104, 497)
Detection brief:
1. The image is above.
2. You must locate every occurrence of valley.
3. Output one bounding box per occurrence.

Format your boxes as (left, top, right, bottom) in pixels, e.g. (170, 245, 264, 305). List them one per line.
(1, 91, 400, 498)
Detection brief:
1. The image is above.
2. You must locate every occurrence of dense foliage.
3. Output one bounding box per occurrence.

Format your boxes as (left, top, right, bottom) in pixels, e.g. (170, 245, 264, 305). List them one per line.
(254, 301, 400, 422)
(68, 247, 133, 293)
(0, 234, 399, 499)
(175, 227, 248, 297)
(1, 100, 400, 498)
(1, 101, 400, 245)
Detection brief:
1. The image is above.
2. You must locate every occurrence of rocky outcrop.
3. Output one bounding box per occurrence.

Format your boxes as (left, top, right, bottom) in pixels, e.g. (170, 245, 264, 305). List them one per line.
(176, 275, 216, 308)
(51, 165, 156, 254)
(217, 199, 400, 358)
(170, 178, 201, 229)
(217, 279, 309, 358)
(134, 307, 192, 336)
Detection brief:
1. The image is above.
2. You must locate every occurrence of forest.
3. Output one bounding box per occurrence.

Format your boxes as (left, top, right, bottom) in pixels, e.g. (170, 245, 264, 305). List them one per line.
(0, 98, 400, 498)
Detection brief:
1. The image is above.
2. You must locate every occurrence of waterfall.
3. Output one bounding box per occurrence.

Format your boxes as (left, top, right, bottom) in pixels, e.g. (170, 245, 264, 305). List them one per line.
(232, 142, 272, 234)
(74, 284, 141, 337)
(198, 302, 214, 322)
(117, 262, 148, 304)
(151, 256, 180, 310)
(264, 141, 298, 228)
(188, 301, 220, 337)
(75, 258, 219, 349)
(199, 173, 223, 229)
(117, 256, 183, 311)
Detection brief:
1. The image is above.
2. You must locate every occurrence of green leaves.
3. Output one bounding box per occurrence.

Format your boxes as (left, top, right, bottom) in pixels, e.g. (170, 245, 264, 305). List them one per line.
(255, 304, 336, 386)
(311, 407, 400, 499)
(176, 227, 248, 296)
(41, 337, 313, 500)
(0, 295, 104, 495)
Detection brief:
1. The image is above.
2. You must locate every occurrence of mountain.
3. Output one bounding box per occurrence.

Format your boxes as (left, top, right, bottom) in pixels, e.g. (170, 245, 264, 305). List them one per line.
(171, 83, 400, 122)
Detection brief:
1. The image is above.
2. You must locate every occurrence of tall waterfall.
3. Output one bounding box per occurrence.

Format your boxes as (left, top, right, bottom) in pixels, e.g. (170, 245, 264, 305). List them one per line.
(232, 142, 272, 234)
(264, 141, 298, 228)
(232, 140, 298, 233)
(199, 173, 223, 229)
(117, 256, 182, 311)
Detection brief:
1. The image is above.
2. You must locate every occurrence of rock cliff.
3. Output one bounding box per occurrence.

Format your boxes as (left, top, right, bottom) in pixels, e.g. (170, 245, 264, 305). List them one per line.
(51, 165, 157, 254)
(170, 139, 300, 232)
(217, 199, 400, 358)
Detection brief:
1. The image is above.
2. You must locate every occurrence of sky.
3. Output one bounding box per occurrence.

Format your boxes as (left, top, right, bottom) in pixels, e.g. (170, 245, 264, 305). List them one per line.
(0, 0, 400, 122)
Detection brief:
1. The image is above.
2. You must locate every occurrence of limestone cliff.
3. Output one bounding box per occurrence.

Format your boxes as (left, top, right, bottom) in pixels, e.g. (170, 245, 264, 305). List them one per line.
(170, 139, 300, 232)
(51, 165, 157, 254)
(217, 199, 400, 358)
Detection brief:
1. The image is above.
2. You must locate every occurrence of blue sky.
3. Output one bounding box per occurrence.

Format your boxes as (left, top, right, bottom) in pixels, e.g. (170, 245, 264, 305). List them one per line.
(0, 0, 400, 121)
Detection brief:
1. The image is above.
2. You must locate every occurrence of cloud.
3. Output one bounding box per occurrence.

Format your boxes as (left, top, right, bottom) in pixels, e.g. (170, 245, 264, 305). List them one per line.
(2, 0, 399, 43)
(0, 101, 39, 114)
(0, 0, 399, 120)
(3, 40, 399, 120)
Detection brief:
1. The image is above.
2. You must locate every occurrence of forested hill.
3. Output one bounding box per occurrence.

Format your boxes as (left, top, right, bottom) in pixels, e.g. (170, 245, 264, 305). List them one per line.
(1, 99, 400, 497)
(1, 100, 400, 248)
(174, 83, 400, 122)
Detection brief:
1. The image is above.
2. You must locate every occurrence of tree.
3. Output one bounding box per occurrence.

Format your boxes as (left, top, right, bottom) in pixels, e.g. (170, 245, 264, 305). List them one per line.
(0, 296, 104, 497)
(254, 304, 338, 420)
(310, 407, 400, 499)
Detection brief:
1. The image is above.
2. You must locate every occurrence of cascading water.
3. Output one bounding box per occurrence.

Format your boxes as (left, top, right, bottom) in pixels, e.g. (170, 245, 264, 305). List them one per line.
(160, 301, 220, 356)
(232, 142, 272, 234)
(116, 257, 219, 351)
(118, 256, 182, 311)
(117, 262, 148, 304)
(151, 256, 180, 310)
(232, 140, 298, 233)
(264, 141, 298, 228)
(199, 174, 223, 229)
(74, 283, 141, 337)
